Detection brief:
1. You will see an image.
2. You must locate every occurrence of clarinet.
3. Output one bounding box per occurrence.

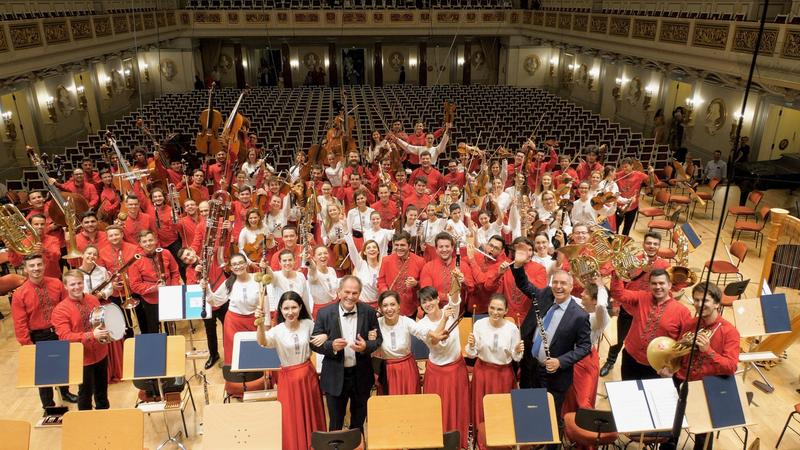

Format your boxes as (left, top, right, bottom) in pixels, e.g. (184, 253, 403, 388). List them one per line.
(531, 293, 551, 359)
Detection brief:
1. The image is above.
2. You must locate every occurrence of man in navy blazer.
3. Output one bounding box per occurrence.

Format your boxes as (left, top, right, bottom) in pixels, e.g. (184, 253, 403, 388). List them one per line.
(311, 275, 382, 431)
(510, 242, 592, 419)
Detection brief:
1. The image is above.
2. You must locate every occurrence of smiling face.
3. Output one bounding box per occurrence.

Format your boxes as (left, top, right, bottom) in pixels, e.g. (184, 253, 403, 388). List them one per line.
(282, 229, 298, 248)
(230, 254, 248, 276)
(179, 248, 198, 265)
(420, 294, 440, 315)
(314, 246, 329, 266)
(364, 241, 380, 260)
(488, 297, 508, 324)
(693, 290, 718, 319)
(643, 236, 661, 258)
(436, 237, 454, 261)
(106, 228, 123, 246)
(151, 190, 165, 206)
(534, 234, 549, 255)
(24, 257, 45, 283)
(29, 191, 44, 209)
(279, 252, 295, 272)
(81, 215, 98, 233)
(551, 271, 574, 302)
(379, 294, 400, 320)
(65, 275, 85, 300)
(280, 298, 301, 323)
(247, 211, 261, 228)
(338, 277, 361, 311)
(82, 247, 98, 266)
(139, 232, 158, 253)
(650, 273, 672, 301)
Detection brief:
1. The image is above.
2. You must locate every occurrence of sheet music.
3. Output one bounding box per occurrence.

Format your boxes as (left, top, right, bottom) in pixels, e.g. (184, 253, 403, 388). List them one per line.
(643, 378, 688, 430)
(762, 280, 772, 296)
(605, 381, 655, 433)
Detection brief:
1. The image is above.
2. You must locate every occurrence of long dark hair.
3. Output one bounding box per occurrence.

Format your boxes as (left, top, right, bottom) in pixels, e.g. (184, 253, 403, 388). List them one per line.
(224, 253, 248, 292)
(276, 291, 311, 324)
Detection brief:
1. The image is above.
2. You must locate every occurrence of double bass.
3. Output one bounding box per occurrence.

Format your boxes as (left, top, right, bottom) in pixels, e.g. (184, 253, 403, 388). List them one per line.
(195, 82, 222, 156)
(322, 97, 356, 162)
(26, 146, 89, 227)
(220, 89, 249, 187)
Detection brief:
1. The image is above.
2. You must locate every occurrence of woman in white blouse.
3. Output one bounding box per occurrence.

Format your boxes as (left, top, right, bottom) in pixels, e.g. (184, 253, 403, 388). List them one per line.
(465, 294, 524, 449)
(533, 172, 554, 210)
(421, 203, 447, 261)
(78, 245, 113, 299)
(531, 232, 557, 279)
(363, 210, 395, 257)
(263, 249, 311, 314)
(201, 253, 260, 366)
(306, 245, 340, 319)
(255, 291, 327, 450)
(238, 208, 270, 266)
(373, 290, 420, 395)
(537, 189, 572, 243)
(411, 285, 470, 450)
(346, 190, 374, 246)
(486, 177, 511, 215)
(475, 207, 506, 250)
(343, 233, 381, 308)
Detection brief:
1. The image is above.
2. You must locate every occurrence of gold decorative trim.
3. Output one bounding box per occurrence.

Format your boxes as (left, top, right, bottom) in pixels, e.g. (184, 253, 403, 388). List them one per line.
(438, 12, 459, 24)
(295, 12, 319, 23)
(659, 21, 689, 44)
(532, 11, 544, 26)
(179, 12, 191, 26)
(731, 26, 777, 54)
(558, 13, 572, 30)
(390, 12, 413, 23)
(167, 12, 176, 26)
(522, 11, 532, 25)
(373, 12, 384, 24)
(0, 26, 8, 52)
(609, 17, 630, 37)
(43, 21, 69, 44)
(70, 18, 92, 40)
(573, 14, 588, 32)
(93, 16, 112, 37)
(632, 19, 656, 40)
(245, 12, 269, 23)
(325, 12, 336, 24)
(545, 13, 556, 27)
(421, 12, 431, 23)
(343, 12, 367, 24)
(113, 15, 129, 34)
(132, 14, 143, 30)
(9, 23, 42, 50)
(692, 23, 729, 49)
(194, 12, 221, 24)
(143, 12, 155, 29)
(590, 16, 608, 34)
(157, 11, 167, 27)
(781, 30, 800, 59)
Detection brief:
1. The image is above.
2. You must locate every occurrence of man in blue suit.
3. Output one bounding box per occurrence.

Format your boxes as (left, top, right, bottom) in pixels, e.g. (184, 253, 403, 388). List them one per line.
(510, 241, 592, 420)
(311, 275, 382, 431)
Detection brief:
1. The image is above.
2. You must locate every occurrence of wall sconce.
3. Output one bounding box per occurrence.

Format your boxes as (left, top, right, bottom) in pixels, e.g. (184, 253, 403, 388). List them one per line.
(685, 96, 701, 125)
(457, 57, 465, 66)
(101, 75, 113, 98)
(324, 57, 330, 69)
(141, 63, 150, 82)
(565, 63, 575, 84)
(588, 68, 599, 91)
(289, 59, 299, 70)
(76, 85, 88, 110)
(612, 77, 623, 100)
(124, 69, 133, 89)
(242, 58, 248, 69)
(2, 111, 16, 141)
(408, 57, 417, 69)
(549, 57, 557, 77)
(44, 96, 58, 122)
(642, 86, 655, 111)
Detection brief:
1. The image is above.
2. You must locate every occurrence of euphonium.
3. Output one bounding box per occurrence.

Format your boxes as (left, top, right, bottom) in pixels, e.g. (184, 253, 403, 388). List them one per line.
(666, 227, 699, 286)
(647, 323, 722, 372)
(0, 204, 40, 255)
(63, 196, 83, 260)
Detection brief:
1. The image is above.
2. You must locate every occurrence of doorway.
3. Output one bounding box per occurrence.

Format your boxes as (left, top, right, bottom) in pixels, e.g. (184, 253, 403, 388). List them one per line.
(758, 104, 800, 160)
(663, 79, 693, 119)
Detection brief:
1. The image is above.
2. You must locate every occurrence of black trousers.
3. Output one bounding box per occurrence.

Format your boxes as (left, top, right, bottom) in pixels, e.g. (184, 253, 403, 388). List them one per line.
(605, 308, 633, 364)
(617, 208, 638, 236)
(326, 367, 370, 431)
(621, 349, 658, 381)
(135, 301, 161, 334)
(30, 328, 72, 408)
(78, 357, 109, 410)
(204, 302, 228, 357)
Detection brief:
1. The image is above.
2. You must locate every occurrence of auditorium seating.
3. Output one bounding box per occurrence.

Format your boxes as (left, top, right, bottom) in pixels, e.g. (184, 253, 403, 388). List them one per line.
(0, 1, 161, 21)
(184, 0, 513, 9)
(9, 85, 670, 192)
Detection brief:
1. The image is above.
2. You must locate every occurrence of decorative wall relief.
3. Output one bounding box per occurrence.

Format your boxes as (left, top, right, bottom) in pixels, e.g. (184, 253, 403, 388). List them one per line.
(545, 13, 557, 28)
(9, 23, 42, 50)
(732, 27, 777, 54)
(781, 30, 800, 59)
(157, 12, 167, 27)
(558, 14, 571, 30)
(93, 17, 112, 36)
(245, 13, 269, 23)
(179, 12, 191, 25)
(194, 12, 222, 24)
(56, 84, 76, 117)
(626, 77, 642, 105)
(227, 13, 239, 24)
(437, 12, 459, 24)
(373, 13, 384, 24)
(590, 16, 608, 34)
(577, 63, 588, 85)
(632, 19, 657, 40)
(43, 21, 70, 44)
(303, 52, 321, 70)
(472, 50, 486, 68)
(218, 54, 233, 73)
(573, 15, 588, 32)
(532, 12, 544, 26)
(388, 52, 405, 72)
(143, 13, 155, 29)
(609, 17, 631, 37)
(0, 27, 8, 52)
(659, 21, 689, 44)
(343, 12, 367, 24)
(70, 19, 92, 40)
(522, 11, 532, 25)
(159, 59, 177, 81)
(390, 13, 413, 23)
(113, 15, 129, 34)
(692, 23, 729, 49)
(167, 12, 176, 26)
(523, 54, 540, 76)
(704, 98, 726, 136)
(295, 13, 319, 23)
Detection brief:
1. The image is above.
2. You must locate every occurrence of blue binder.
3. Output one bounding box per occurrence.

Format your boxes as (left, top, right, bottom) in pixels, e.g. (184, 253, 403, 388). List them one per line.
(703, 375, 745, 429)
(511, 388, 554, 443)
(680, 223, 702, 249)
(760, 293, 790, 333)
(34, 340, 70, 386)
(410, 335, 430, 360)
(134, 333, 167, 378)
(238, 340, 281, 370)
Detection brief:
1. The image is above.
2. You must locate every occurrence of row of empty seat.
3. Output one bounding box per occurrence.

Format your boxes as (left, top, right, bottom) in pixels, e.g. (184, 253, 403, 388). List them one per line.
(0, 3, 161, 22)
(185, 0, 513, 9)
(7, 85, 669, 192)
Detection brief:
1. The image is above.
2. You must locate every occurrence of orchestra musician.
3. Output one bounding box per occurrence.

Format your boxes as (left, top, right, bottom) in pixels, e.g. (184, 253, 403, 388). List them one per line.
(69, 212, 108, 267)
(373, 290, 420, 395)
(376, 231, 424, 318)
(49, 168, 99, 210)
(370, 184, 400, 230)
(119, 195, 157, 245)
(149, 188, 182, 256)
(263, 250, 311, 315)
(178, 246, 225, 369)
(51, 270, 110, 410)
(615, 157, 654, 236)
(270, 226, 303, 271)
(306, 245, 341, 319)
(488, 237, 548, 321)
(575, 146, 604, 182)
(127, 230, 181, 334)
(401, 177, 432, 215)
(98, 169, 122, 221)
(7, 214, 62, 279)
(177, 198, 201, 248)
(420, 232, 475, 305)
(409, 151, 446, 195)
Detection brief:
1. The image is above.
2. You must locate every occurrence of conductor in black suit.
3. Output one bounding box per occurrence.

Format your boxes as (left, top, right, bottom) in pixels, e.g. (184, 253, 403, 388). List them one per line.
(311, 275, 382, 431)
(510, 242, 592, 419)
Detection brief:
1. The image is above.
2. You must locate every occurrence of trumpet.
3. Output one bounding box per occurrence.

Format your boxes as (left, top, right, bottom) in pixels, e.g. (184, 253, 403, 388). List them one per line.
(647, 323, 722, 372)
(0, 204, 40, 255)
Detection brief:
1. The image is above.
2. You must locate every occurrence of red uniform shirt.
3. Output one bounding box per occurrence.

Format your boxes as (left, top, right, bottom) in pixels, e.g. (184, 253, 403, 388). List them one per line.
(526, 148, 559, 192)
(377, 252, 425, 317)
(121, 212, 157, 245)
(58, 179, 99, 209)
(676, 315, 740, 381)
(491, 261, 548, 322)
(177, 214, 201, 249)
(99, 186, 121, 219)
(190, 219, 228, 292)
(207, 162, 226, 192)
(411, 167, 444, 195)
(402, 191, 432, 214)
(341, 187, 376, 212)
(7, 234, 62, 279)
(611, 278, 691, 366)
(98, 241, 140, 298)
(443, 171, 466, 189)
(464, 252, 506, 315)
(52, 294, 108, 366)
(576, 161, 604, 182)
(128, 250, 181, 304)
(270, 244, 303, 271)
(152, 204, 179, 247)
(29, 203, 65, 248)
(553, 168, 579, 189)
(420, 256, 476, 305)
(11, 277, 68, 345)
(370, 200, 400, 229)
(615, 170, 649, 211)
(67, 230, 109, 268)
(189, 183, 211, 201)
(398, 182, 414, 200)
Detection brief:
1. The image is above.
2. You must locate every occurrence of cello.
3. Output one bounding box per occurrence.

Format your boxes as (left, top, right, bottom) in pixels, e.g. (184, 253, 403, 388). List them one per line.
(220, 88, 249, 189)
(26, 146, 89, 227)
(196, 82, 222, 156)
(322, 97, 357, 162)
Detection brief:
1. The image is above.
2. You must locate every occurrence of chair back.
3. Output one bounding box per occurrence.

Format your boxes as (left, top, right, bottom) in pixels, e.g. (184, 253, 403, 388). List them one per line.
(708, 178, 721, 191)
(654, 189, 670, 205)
(222, 365, 263, 383)
(730, 241, 748, 266)
(442, 430, 461, 450)
(748, 191, 763, 207)
(311, 429, 363, 450)
(757, 205, 771, 222)
(663, 164, 674, 179)
(0, 419, 30, 450)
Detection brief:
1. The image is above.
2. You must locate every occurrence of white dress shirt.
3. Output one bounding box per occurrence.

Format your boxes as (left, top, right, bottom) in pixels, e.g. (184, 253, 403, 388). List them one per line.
(209, 278, 261, 315)
(411, 294, 462, 366)
(347, 207, 374, 234)
(79, 264, 113, 299)
(338, 304, 358, 368)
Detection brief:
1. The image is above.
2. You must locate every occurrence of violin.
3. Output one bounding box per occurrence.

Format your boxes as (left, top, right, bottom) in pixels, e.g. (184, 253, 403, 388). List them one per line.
(332, 226, 352, 271)
(196, 82, 222, 156)
(243, 233, 274, 262)
(591, 191, 618, 210)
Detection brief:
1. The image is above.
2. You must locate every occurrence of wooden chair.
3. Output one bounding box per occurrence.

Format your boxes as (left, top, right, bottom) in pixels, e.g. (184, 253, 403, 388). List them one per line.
(732, 205, 770, 255)
(61, 409, 144, 450)
(222, 365, 267, 403)
(647, 208, 682, 245)
(0, 419, 30, 450)
(724, 190, 763, 226)
(701, 241, 748, 285)
(563, 411, 618, 449)
(690, 177, 720, 219)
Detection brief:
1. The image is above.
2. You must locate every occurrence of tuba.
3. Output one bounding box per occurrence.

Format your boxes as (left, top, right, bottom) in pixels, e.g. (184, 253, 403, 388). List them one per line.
(647, 323, 722, 372)
(0, 204, 40, 255)
(666, 227, 699, 286)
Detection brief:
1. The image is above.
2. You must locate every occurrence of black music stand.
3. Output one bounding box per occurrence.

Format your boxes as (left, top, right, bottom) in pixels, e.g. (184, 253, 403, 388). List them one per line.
(575, 408, 617, 448)
(311, 429, 362, 450)
(724, 279, 749, 298)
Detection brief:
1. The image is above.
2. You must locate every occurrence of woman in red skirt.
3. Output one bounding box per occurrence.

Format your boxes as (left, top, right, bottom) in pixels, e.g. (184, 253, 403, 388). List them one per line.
(374, 290, 420, 395)
(411, 285, 470, 449)
(563, 281, 610, 416)
(255, 291, 327, 450)
(307, 245, 339, 320)
(201, 253, 259, 366)
(465, 294, 524, 450)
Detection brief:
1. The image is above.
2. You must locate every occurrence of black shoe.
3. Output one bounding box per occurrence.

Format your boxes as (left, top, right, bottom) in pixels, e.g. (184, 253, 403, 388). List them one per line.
(204, 353, 220, 370)
(599, 360, 615, 377)
(62, 392, 78, 403)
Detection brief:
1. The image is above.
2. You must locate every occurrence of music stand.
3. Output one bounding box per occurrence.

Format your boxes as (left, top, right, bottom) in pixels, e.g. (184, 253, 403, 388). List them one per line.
(17, 341, 83, 427)
(575, 408, 617, 448)
(732, 294, 791, 393)
(203, 402, 282, 449)
(231, 331, 279, 402)
(367, 394, 443, 449)
(685, 376, 754, 450)
(311, 429, 363, 450)
(483, 391, 561, 447)
(61, 409, 144, 450)
(724, 280, 749, 298)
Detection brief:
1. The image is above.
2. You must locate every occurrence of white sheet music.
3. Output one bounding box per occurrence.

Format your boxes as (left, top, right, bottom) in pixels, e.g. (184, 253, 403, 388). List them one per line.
(644, 378, 688, 430)
(606, 378, 688, 433)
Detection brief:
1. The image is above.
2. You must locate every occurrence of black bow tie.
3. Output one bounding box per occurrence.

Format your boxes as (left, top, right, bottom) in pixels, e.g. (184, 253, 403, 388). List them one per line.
(342, 310, 356, 317)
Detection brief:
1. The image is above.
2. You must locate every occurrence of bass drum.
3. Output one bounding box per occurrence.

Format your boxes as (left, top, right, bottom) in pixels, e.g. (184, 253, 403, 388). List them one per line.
(89, 303, 127, 342)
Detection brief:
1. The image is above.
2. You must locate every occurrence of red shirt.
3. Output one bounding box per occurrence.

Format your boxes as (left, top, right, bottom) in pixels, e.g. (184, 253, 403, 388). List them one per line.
(270, 244, 303, 271)
(526, 148, 559, 191)
(615, 170, 649, 211)
(377, 252, 425, 317)
(128, 250, 181, 304)
(207, 162, 225, 192)
(7, 234, 62, 279)
(341, 187, 375, 212)
(493, 261, 548, 322)
(121, 212, 157, 245)
(177, 214, 201, 249)
(67, 230, 109, 268)
(443, 171, 466, 189)
(402, 191, 432, 214)
(398, 182, 414, 200)
(98, 242, 140, 298)
(611, 277, 691, 366)
(464, 252, 506, 315)
(11, 277, 68, 345)
(404, 128, 444, 165)
(58, 179, 99, 209)
(420, 255, 476, 306)
(99, 186, 121, 219)
(411, 166, 444, 195)
(553, 168, 579, 189)
(576, 161, 604, 182)
(370, 200, 400, 229)
(189, 183, 211, 201)
(152, 204, 179, 247)
(28, 203, 65, 248)
(52, 294, 108, 366)
(190, 219, 228, 292)
(676, 315, 740, 381)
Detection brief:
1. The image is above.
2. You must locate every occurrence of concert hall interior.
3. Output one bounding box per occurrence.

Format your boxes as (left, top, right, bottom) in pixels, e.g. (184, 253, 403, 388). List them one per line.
(1, 0, 800, 449)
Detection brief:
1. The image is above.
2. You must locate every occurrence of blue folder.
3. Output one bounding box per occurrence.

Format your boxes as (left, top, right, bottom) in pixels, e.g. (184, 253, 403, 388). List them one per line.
(410, 335, 430, 360)
(134, 333, 167, 378)
(761, 293, 791, 333)
(34, 340, 70, 386)
(511, 388, 554, 443)
(703, 375, 745, 429)
(681, 222, 702, 249)
(238, 340, 281, 370)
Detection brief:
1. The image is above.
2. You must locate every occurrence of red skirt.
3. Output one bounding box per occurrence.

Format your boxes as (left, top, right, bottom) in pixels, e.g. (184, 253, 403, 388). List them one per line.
(223, 311, 256, 366)
(312, 300, 337, 320)
(278, 360, 327, 450)
(563, 347, 600, 416)
(471, 359, 515, 449)
(385, 354, 420, 395)
(106, 339, 124, 384)
(424, 358, 470, 449)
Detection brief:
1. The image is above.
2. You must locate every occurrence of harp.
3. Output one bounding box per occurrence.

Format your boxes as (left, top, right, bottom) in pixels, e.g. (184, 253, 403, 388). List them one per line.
(752, 208, 800, 357)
